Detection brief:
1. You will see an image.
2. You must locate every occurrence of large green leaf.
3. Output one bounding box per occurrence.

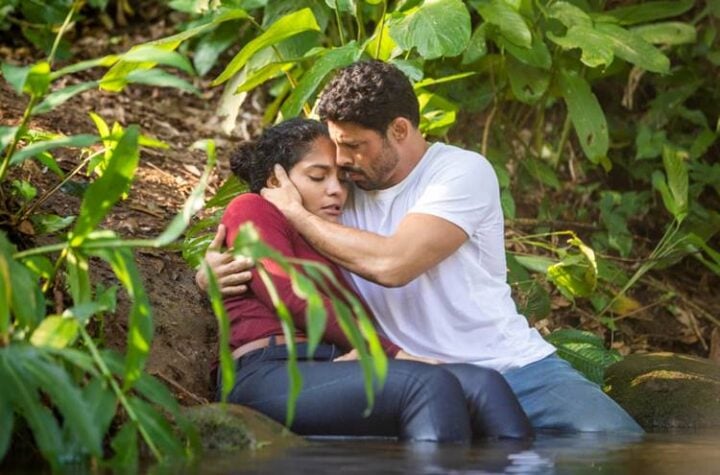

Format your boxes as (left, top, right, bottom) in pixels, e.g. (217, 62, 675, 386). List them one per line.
(546, 329, 621, 385)
(388, 0, 471, 59)
(194, 21, 242, 77)
(289, 269, 327, 356)
(547, 1, 592, 29)
(10, 134, 99, 167)
(1, 62, 30, 95)
(558, 69, 608, 164)
(547, 25, 614, 68)
(594, 22, 670, 74)
(497, 33, 552, 70)
(281, 43, 361, 118)
(122, 45, 195, 75)
(462, 24, 488, 64)
(125, 69, 200, 95)
(70, 126, 140, 246)
(602, 0, 694, 26)
(471, 0, 531, 48)
(213, 8, 320, 85)
(631, 22, 697, 46)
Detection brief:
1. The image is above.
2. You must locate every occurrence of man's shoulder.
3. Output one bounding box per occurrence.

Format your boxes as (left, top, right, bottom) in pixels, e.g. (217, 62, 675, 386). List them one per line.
(424, 143, 495, 178)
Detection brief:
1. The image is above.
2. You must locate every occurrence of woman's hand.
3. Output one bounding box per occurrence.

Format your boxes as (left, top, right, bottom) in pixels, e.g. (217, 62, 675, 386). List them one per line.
(195, 224, 254, 296)
(333, 349, 442, 365)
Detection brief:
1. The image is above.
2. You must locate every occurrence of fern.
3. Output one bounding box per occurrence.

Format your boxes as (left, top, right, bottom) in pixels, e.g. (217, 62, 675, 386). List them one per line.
(545, 329, 622, 385)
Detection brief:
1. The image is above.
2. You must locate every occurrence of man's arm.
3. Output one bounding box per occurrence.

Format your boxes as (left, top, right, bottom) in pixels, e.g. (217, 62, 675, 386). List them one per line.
(196, 224, 254, 296)
(261, 165, 467, 287)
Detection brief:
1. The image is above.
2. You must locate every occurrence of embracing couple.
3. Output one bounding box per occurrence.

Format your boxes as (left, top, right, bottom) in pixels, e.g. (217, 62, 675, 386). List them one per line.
(196, 60, 642, 441)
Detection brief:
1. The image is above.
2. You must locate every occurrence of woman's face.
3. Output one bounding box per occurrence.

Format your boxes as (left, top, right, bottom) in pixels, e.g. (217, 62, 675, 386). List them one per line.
(286, 136, 349, 223)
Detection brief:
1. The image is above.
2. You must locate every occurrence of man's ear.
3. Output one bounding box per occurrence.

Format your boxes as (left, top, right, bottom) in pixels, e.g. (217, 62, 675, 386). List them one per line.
(266, 171, 279, 188)
(388, 118, 410, 142)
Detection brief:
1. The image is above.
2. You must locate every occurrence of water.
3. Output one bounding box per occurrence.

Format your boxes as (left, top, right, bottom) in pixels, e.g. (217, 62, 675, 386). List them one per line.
(197, 431, 720, 475)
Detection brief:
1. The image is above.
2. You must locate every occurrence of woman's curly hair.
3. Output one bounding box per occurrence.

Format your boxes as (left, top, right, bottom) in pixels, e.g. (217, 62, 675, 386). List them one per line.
(317, 60, 419, 134)
(230, 118, 329, 193)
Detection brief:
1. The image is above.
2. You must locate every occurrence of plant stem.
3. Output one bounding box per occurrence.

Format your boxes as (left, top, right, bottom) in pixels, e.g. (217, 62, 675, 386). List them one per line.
(334, 2, 346, 45)
(79, 328, 162, 461)
(48, 0, 83, 67)
(552, 112, 572, 168)
(374, 1, 388, 59)
(0, 95, 39, 184)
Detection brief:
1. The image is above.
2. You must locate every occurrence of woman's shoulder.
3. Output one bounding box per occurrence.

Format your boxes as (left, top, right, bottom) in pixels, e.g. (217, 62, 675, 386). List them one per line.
(223, 193, 287, 226)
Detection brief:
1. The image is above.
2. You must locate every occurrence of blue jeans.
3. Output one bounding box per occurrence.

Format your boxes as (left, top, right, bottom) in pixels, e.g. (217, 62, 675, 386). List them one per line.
(222, 341, 533, 442)
(502, 353, 644, 433)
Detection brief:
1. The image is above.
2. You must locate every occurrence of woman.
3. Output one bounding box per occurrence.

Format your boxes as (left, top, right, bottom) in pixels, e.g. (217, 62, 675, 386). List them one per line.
(210, 118, 532, 442)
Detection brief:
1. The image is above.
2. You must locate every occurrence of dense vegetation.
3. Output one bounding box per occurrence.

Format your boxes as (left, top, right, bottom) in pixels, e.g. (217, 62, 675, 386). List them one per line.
(0, 0, 718, 470)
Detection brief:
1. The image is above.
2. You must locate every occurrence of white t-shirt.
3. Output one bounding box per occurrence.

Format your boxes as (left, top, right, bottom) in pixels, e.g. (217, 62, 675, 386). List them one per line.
(341, 142, 555, 373)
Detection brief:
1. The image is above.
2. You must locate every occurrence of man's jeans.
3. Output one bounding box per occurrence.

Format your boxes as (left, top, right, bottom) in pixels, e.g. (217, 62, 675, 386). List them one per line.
(503, 353, 644, 433)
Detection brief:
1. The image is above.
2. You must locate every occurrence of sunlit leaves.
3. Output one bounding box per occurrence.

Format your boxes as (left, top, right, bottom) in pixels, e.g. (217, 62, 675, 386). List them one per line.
(602, 0, 694, 26)
(471, 0, 532, 48)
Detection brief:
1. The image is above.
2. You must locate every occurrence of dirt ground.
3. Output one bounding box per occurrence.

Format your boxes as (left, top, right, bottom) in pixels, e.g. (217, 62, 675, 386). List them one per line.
(1, 15, 718, 404)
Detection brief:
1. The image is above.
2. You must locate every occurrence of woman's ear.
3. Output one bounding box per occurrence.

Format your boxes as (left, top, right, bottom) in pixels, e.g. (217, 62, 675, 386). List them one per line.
(266, 171, 280, 188)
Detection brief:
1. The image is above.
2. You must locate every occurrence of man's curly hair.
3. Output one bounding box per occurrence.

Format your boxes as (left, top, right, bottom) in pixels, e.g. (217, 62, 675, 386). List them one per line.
(230, 118, 329, 193)
(317, 61, 419, 134)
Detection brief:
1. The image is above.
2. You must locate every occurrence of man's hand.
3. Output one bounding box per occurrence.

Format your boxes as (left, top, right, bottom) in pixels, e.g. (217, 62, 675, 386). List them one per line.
(260, 164, 305, 221)
(195, 224, 254, 297)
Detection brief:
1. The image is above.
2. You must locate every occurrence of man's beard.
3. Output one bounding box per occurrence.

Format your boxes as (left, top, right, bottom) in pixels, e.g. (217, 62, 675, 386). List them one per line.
(344, 141, 400, 190)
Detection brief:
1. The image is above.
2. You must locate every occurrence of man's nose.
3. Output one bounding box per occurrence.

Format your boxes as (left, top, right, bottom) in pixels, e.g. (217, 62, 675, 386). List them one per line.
(336, 149, 353, 167)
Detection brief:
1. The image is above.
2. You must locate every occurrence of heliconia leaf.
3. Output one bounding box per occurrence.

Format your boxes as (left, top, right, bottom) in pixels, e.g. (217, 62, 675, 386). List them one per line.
(10, 134, 99, 167)
(281, 43, 361, 119)
(70, 126, 139, 246)
(388, 0, 471, 59)
(558, 69, 609, 164)
(594, 23, 670, 74)
(213, 8, 321, 86)
(30, 316, 80, 349)
(631, 22, 697, 46)
(601, 0, 694, 26)
(203, 262, 235, 404)
(471, 0, 532, 48)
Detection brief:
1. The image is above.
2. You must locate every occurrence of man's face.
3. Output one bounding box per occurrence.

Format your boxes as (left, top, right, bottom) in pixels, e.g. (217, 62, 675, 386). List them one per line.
(326, 120, 400, 190)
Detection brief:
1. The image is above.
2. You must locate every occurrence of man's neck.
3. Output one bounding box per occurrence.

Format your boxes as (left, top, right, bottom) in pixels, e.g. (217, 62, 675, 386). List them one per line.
(384, 134, 430, 188)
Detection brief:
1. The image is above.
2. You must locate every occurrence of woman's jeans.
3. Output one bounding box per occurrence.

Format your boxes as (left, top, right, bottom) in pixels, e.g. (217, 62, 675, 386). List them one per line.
(222, 341, 533, 442)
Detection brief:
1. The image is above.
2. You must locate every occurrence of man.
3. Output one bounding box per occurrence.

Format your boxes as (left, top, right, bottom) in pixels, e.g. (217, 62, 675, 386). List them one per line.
(200, 61, 642, 434)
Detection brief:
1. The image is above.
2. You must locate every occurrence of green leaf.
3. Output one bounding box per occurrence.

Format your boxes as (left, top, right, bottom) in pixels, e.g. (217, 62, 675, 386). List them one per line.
(152, 140, 217, 247)
(281, 43, 361, 118)
(289, 269, 327, 356)
(388, 0, 471, 59)
(66, 249, 92, 305)
(30, 214, 75, 235)
(631, 22, 697, 46)
(10, 134, 99, 167)
(50, 55, 120, 80)
(497, 34, 552, 70)
(10, 180, 37, 202)
(34, 80, 100, 115)
(0, 390, 13, 461)
(23, 353, 102, 457)
(125, 69, 200, 95)
(325, 0, 355, 13)
(24, 61, 51, 97)
(194, 21, 241, 77)
(594, 23, 670, 74)
(30, 316, 80, 349)
(20, 255, 54, 281)
(471, 0, 532, 48)
(236, 60, 295, 93)
(462, 24, 488, 64)
(89, 246, 152, 391)
(83, 379, 117, 440)
(547, 1, 592, 29)
(213, 8, 321, 85)
(127, 397, 185, 457)
(0, 126, 18, 155)
(513, 254, 554, 273)
(547, 25, 614, 68)
(122, 45, 195, 75)
(558, 69, 609, 164)
(662, 146, 689, 222)
(110, 422, 138, 473)
(70, 126, 139, 246)
(546, 329, 621, 385)
(2, 62, 30, 95)
(547, 238, 598, 299)
(602, 0, 694, 26)
(203, 261, 235, 403)
(507, 57, 549, 104)
(0, 235, 44, 329)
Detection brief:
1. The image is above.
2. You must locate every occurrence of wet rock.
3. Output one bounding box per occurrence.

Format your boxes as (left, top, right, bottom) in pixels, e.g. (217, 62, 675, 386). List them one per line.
(183, 403, 305, 451)
(605, 352, 720, 430)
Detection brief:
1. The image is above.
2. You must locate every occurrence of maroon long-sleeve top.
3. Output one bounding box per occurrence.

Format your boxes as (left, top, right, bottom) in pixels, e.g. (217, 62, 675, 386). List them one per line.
(221, 193, 400, 357)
